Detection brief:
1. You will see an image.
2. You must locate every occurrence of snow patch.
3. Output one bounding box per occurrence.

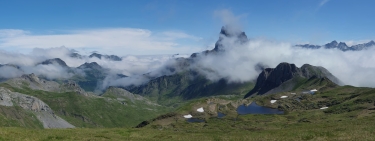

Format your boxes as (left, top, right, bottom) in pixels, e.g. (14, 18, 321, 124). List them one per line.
(280, 96, 288, 98)
(197, 107, 204, 112)
(183, 114, 193, 118)
(270, 100, 277, 104)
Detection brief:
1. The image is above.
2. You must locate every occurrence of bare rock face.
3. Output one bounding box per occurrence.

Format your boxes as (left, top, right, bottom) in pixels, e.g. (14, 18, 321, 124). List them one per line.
(0, 88, 13, 106)
(0, 87, 75, 128)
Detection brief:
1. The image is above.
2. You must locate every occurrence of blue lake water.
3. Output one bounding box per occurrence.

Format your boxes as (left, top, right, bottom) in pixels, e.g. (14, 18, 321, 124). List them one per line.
(237, 102, 284, 115)
(186, 118, 205, 123)
(217, 112, 226, 118)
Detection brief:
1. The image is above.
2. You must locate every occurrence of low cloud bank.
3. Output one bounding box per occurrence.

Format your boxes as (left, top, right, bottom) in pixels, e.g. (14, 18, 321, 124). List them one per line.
(193, 37, 375, 87)
(0, 38, 375, 90)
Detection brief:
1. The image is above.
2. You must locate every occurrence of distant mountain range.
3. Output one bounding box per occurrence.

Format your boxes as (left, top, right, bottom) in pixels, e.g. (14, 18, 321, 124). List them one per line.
(70, 52, 122, 61)
(295, 40, 375, 51)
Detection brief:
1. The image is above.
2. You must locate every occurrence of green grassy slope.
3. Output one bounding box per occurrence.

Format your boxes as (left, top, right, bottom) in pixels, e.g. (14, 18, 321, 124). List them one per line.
(0, 106, 43, 129)
(0, 83, 170, 128)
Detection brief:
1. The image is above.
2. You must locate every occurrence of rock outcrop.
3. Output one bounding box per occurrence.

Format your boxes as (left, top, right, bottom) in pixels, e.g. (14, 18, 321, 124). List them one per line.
(0, 87, 75, 128)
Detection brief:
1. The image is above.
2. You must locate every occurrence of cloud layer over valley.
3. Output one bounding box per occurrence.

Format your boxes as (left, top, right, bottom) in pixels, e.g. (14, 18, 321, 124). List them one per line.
(1, 9, 375, 91)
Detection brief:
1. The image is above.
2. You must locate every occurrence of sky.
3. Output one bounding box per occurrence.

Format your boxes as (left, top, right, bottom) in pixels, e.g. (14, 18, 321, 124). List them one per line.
(1, 0, 375, 56)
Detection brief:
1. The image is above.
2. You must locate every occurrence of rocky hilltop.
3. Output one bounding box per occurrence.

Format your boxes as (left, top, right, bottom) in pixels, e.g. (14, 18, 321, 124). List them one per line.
(244, 62, 340, 98)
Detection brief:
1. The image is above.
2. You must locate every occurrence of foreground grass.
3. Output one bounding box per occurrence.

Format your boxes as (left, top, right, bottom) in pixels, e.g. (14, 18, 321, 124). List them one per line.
(0, 111, 374, 141)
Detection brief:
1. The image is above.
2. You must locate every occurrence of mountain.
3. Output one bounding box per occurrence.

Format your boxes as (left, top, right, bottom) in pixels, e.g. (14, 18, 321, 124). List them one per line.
(127, 70, 254, 106)
(70, 52, 83, 59)
(126, 27, 254, 106)
(191, 26, 248, 57)
(295, 40, 375, 51)
(76, 62, 109, 92)
(37, 58, 69, 67)
(213, 26, 248, 52)
(78, 62, 103, 70)
(0, 74, 168, 128)
(244, 62, 340, 98)
(89, 53, 122, 61)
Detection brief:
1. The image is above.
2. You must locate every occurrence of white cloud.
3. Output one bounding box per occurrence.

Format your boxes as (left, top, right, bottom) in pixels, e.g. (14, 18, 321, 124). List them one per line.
(0, 28, 202, 55)
(161, 31, 202, 41)
(0, 66, 24, 78)
(22, 64, 75, 79)
(193, 35, 375, 88)
(214, 9, 246, 34)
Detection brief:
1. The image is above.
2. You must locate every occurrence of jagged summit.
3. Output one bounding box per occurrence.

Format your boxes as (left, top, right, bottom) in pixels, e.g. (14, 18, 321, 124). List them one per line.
(244, 62, 340, 98)
(190, 26, 248, 57)
(296, 40, 375, 51)
(38, 58, 68, 67)
(213, 26, 248, 51)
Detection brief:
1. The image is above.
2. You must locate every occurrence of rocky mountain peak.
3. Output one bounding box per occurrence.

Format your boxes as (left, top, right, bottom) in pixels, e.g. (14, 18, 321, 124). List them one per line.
(213, 26, 248, 52)
(325, 40, 338, 49)
(337, 42, 348, 50)
(219, 26, 247, 39)
(38, 58, 68, 67)
(366, 40, 375, 45)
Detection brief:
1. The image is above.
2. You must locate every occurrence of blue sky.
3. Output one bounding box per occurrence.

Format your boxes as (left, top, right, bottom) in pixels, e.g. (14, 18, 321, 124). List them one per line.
(0, 0, 374, 55)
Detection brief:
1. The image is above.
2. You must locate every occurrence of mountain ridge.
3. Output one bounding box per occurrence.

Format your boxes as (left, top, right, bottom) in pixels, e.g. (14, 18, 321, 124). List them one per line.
(296, 40, 375, 51)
